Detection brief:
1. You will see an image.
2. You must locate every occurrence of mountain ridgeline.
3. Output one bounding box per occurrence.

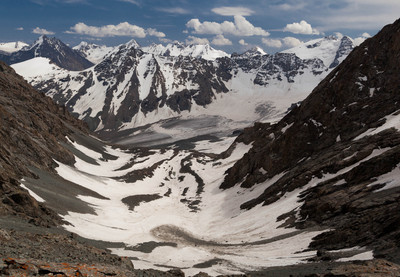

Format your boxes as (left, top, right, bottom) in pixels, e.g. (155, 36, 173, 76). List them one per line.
(12, 34, 355, 137)
(0, 35, 93, 71)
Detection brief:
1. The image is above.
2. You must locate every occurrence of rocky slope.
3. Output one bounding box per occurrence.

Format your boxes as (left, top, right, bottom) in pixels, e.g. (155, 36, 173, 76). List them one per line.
(0, 60, 88, 224)
(0, 35, 93, 71)
(221, 18, 400, 263)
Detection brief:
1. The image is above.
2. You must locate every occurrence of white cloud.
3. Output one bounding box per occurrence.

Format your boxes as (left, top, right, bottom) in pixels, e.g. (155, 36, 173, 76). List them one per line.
(16, 27, 24, 31)
(282, 37, 302, 48)
(186, 15, 269, 37)
(118, 0, 139, 5)
(212, 6, 255, 16)
(185, 36, 210, 45)
(66, 22, 164, 38)
(157, 7, 190, 14)
(261, 38, 282, 48)
(211, 35, 232, 46)
(353, 32, 372, 46)
(239, 39, 248, 46)
(272, 3, 306, 11)
(284, 20, 319, 35)
(159, 38, 173, 43)
(32, 27, 55, 35)
(147, 28, 166, 38)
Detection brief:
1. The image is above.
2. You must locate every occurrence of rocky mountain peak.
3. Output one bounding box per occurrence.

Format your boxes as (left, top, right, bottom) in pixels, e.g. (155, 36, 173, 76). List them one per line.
(125, 39, 140, 50)
(0, 35, 94, 71)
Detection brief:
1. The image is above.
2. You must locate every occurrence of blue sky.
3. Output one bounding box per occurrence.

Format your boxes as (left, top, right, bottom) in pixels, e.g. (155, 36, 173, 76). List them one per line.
(1, 0, 400, 53)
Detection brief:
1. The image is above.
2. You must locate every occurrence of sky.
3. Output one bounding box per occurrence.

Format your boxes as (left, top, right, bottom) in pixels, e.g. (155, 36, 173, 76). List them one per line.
(1, 0, 400, 53)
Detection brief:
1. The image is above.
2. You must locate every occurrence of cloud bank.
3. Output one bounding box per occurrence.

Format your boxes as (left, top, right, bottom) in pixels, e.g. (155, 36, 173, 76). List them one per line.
(284, 20, 319, 35)
(66, 22, 165, 38)
(186, 15, 269, 37)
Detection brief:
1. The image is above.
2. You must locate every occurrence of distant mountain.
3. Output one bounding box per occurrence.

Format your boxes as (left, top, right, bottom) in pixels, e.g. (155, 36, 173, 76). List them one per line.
(282, 35, 355, 68)
(142, 42, 229, 60)
(73, 41, 114, 64)
(0, 41, 28, 54)
(12, 35, 355, 145)
(0, 35, 93, 71)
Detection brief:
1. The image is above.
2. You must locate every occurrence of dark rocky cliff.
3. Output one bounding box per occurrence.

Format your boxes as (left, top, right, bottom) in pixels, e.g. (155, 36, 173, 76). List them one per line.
(221, 18, 400, 263)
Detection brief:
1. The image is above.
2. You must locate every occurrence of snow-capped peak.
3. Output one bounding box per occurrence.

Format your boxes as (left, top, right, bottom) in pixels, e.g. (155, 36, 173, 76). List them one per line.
(281, 35, 355, 67)
(73, 41, 90, 50)
(125, 39, 141, 50)
(73, 41, 114, 64)
(241, 46, 267, 57)
(31, 35, 46, 49)
(0, 41, 29, 53)
(143, 43, 229, 60)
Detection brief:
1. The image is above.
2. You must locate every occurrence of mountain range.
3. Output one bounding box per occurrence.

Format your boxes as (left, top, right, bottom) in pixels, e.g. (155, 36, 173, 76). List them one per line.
(10, 34, 356, 147)
(1, 18, 400, 276)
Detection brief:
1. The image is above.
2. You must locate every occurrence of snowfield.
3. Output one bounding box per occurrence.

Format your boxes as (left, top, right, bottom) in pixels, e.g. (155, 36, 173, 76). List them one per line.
(19, 134, 378, 275)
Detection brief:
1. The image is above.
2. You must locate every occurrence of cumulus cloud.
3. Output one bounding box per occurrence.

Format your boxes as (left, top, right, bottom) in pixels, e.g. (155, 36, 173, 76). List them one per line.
(159, 38, 173, 43)
(186, 15, 269, 37)
(282, 37, 302, 47)
(16, 27, 24, 31)
(66, 22, 165, 38)
(211, 35, 232, 46)
(32, 27, 55, 35)
(185, 36, 210, 45)
(157, 7, 190, 14)
(147, 28, 166, 38)
(238, 39, 248, 46)
(212, 6, 255, 16)
(284, 20, 319, 35)
(261, 38, 282, 48)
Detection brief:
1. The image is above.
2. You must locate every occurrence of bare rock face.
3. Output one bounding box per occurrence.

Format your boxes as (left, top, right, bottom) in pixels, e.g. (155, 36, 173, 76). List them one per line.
(220, 18, 400, 263)
(0, 61, 87, 225)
